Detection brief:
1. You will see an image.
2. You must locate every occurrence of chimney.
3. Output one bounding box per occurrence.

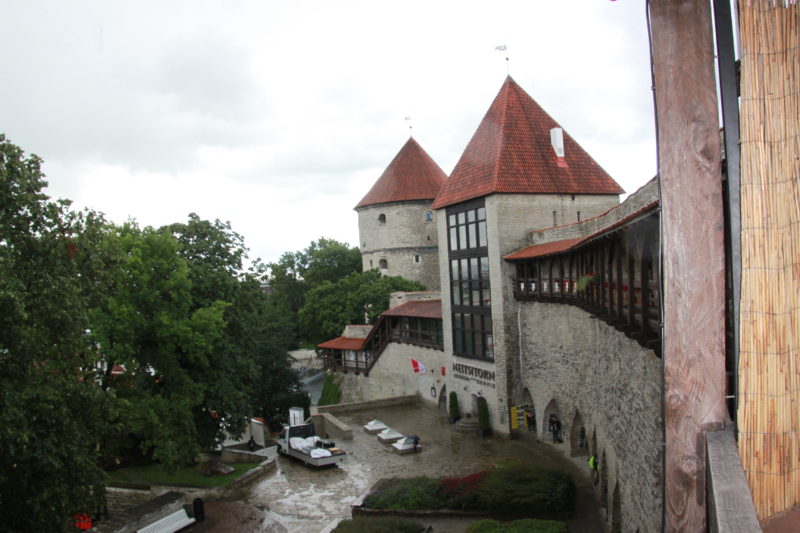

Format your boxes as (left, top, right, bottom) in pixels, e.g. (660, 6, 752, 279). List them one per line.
(550, 127, 568, 168)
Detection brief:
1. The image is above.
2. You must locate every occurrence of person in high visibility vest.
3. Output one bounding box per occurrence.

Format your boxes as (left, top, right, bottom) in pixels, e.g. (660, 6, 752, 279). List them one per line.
(589, 454, 599, 485)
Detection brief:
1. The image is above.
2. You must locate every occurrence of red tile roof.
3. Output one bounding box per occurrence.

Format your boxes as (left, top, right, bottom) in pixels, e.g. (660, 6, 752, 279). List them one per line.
(504, 202, 659, 260)
(355, 137, 447, 209)
(504, 237, 587, 260)
(381, 299, 442, 319)
(317, 336, 367, 351)
(432, 76, 624, 209)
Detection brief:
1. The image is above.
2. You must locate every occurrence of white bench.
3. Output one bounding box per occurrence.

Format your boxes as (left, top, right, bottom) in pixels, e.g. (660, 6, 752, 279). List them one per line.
(136, 508, 196, 533)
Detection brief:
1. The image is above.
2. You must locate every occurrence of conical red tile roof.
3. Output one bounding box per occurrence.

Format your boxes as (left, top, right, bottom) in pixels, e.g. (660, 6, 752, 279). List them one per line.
(432, 76, 624, 209)
(355, 137, 447, 209)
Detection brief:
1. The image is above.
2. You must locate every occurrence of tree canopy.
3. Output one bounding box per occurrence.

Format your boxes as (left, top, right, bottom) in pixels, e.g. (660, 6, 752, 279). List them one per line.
(266, 238, 361, 345)
(298, 269, 426, 344)
(0, 135, 305, 531)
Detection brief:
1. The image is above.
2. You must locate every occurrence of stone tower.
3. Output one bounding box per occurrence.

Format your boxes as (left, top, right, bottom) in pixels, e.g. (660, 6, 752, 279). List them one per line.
(355, 137, 446, 290)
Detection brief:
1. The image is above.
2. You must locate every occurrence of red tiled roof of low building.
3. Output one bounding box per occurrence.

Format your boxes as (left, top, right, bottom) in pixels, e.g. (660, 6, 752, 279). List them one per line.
(317, 337, 367, 351)
(432, 76, 624, 209)
(356, 137, 447, 209)
(382, 299, 442, 319)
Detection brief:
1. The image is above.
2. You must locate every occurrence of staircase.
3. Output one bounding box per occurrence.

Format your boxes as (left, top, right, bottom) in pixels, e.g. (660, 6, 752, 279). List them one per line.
(453, 415, 480, 435)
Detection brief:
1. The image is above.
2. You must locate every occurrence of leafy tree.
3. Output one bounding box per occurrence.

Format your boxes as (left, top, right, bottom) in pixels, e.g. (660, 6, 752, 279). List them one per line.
(89, 222, 228, 467)
(0, 135, 111, 531)
(165, 215, 303, 435)
(297, 269, 425, 344)
(267, 238, 361, 346)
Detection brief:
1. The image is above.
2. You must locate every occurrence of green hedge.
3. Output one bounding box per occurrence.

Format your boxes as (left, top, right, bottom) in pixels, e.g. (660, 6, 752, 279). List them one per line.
(476, 462, 574, 518)
(332, 516, 426, 533)
(362, 463, 574, 518)
(466, 518, 568, 533)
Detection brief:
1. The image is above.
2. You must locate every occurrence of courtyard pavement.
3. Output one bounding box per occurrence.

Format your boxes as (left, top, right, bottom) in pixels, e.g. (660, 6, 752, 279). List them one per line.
(190, 403, 602, 533)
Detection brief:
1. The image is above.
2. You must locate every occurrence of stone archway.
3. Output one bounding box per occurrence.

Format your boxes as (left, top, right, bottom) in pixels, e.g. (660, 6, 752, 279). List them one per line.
(611, 482, 622, 533)
(543, 399, 562, 443)
(570, 411, 588, 457)
(438, 385, 447, 412)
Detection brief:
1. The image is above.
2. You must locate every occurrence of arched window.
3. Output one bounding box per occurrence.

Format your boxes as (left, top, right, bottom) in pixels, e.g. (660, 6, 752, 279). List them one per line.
(379, 259, 388, 269)
(378, 214, 386, 223)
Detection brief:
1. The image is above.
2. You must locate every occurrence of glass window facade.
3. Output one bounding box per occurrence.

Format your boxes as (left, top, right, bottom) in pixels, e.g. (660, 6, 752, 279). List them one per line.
(447, 200, 493, 361)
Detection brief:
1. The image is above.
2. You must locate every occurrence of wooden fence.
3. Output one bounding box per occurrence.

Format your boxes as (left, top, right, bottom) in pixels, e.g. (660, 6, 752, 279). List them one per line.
(737, 0, 800, 519)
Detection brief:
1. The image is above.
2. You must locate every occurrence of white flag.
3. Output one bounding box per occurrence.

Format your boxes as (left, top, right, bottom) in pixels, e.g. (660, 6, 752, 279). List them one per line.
(495, 45, 507, 51)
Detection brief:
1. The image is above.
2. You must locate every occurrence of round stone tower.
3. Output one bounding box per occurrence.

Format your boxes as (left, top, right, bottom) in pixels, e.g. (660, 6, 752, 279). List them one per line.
(355, 137, 446, 290)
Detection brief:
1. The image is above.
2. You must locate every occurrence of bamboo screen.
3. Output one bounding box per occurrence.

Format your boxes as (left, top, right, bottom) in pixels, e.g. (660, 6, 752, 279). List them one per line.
(737, 0, 799, 520)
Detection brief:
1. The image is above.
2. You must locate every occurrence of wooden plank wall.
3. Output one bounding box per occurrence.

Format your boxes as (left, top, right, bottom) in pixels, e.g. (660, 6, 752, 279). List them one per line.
(648, 0, 728, 530)
(737, 0, 800, 520)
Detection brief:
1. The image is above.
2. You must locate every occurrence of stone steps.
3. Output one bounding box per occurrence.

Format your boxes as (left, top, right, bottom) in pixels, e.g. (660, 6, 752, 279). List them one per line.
(453, 416, 479, 434)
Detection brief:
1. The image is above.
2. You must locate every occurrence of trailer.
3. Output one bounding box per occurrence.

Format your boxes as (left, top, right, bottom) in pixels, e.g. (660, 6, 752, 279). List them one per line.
(275, 422, 346, 467)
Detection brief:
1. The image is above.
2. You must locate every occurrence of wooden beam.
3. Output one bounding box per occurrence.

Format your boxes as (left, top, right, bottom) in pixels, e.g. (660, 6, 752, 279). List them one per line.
(648, 0, 727, 530)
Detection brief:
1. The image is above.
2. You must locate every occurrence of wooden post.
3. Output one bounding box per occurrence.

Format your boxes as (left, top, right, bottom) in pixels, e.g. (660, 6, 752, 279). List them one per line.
(648, 0, 727, 530)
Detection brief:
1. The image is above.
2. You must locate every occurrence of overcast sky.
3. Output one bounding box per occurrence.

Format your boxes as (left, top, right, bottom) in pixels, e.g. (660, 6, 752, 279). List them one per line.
(1, 0, 657, 266)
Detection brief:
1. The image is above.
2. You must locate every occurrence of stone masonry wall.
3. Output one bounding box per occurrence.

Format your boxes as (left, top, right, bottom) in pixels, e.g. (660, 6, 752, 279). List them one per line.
(486, 193, 619, 434)
(358, 201, 440, 289)
(516, 301, 662, 533)
(338, 342, 449, 409)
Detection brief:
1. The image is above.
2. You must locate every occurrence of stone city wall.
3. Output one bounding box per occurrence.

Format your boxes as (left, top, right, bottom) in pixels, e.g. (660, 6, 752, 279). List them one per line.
(515, 301, 662, 533)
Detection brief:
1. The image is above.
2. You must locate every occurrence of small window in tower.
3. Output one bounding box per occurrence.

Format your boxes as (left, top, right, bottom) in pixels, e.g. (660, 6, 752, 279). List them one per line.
(378, 214, 386, 223)
(571, 194, 576, 201)
(379, 259, 388, 269)
(415, 255, 420, 263)
(425, 211, 433, 222)
(427, 235, 431, 241)
(369, 260, 373, 268)
(577, 211, 582, 222)
(552, 211, 558, 227)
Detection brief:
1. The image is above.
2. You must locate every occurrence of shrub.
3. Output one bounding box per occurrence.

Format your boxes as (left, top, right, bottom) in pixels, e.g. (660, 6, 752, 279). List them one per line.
(449, 391, 461, 422)
(362, 477, 443, 510)
(477, 396, 491, 436)
(317, 372, 342, 406)
(333, 516, 426, 533)
(466, 518, 568, 533)
(475, 462, 575, 518)
(439, 470, 488, 510)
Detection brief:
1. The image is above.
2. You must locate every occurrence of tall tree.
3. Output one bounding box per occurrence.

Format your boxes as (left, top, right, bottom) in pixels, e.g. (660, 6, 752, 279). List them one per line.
(266, 238, 361, 346)
(297, 269, 426, 344)
(165, 215, 303, 435)
(89, 222, 228, 467)
(0, 135, 111, 532)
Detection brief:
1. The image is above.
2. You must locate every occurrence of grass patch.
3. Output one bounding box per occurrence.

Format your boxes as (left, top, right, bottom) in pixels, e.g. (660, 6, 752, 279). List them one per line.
(318, 372, 342, 406)
(107, 461, 261, 488)
(467, 518, 568, 533)
(333, 516, 426, 533)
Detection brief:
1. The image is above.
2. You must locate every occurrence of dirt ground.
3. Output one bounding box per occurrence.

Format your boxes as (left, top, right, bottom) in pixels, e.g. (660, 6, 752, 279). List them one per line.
(190, 404, 603, 533)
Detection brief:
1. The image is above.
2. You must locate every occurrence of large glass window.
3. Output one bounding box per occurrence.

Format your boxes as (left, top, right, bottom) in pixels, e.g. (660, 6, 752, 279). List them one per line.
(447, 200, 492, 361)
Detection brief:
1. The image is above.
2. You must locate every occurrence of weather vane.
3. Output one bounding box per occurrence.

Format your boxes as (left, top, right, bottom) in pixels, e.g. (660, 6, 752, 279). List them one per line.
(405, 116, 412, 136)
(495, 44, 509, 74)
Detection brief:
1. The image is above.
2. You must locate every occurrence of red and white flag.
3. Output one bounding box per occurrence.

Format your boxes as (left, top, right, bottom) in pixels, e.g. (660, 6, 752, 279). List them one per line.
(411, 359, 426, 374)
